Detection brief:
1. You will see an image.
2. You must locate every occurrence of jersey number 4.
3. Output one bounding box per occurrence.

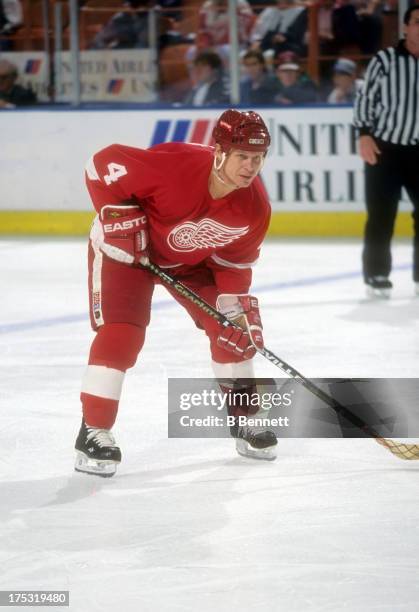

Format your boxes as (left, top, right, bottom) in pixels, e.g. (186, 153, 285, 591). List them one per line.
(103, 163, 128, 185)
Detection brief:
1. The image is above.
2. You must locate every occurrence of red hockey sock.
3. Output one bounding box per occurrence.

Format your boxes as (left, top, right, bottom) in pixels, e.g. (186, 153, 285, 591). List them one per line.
(80, 323, 145, 429)
(81, 393, 119, 429)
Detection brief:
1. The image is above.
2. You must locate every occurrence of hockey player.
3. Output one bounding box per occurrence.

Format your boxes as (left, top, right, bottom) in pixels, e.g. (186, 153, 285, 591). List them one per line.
(75, 109, 277, 477)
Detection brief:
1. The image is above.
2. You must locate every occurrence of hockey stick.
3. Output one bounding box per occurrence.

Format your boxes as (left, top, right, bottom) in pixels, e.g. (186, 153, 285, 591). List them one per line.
(140, 258, 419, 461)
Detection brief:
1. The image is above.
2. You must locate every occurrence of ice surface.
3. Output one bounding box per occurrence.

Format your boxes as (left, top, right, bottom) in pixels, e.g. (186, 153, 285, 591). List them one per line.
(1, 238, 418, 612)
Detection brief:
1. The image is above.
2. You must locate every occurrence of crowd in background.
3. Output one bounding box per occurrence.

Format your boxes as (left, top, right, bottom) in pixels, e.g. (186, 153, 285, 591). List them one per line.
(0, 0, 23, 45)
(157, 0, 391, 104)
(0, 0, 401, 107)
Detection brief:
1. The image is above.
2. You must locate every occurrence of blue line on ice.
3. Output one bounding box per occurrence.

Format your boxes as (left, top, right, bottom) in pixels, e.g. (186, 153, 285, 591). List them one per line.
(0, 263, 411, 335)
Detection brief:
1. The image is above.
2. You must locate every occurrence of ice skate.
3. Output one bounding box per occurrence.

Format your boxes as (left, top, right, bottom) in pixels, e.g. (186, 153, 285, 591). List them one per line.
(234, 425, 278, 461)
(220, 378, 278, 462)
(365, 276, 392, 299)
(74, 419, 121, 478)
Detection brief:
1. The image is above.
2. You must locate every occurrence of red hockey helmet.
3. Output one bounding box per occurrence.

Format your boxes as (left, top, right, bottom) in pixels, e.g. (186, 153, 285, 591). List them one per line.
(212, 109, 271, 154)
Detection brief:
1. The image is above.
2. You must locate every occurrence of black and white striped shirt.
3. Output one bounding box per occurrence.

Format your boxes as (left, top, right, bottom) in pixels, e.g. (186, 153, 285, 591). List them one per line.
(354, 40, 419, 146)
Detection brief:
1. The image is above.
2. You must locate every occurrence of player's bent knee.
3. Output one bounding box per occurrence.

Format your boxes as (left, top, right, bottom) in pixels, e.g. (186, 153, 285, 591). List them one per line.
(89, 323, 146, 371)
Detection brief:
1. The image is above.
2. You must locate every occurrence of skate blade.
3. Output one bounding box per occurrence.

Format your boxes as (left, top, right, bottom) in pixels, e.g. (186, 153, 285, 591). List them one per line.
(235, 439, 277, 461)
(366, 286, 391, 299)
(74, 452, 118, 477)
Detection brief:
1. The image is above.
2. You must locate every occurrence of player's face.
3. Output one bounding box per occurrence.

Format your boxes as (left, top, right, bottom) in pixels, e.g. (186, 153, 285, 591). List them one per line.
(222, 149, 265, 188)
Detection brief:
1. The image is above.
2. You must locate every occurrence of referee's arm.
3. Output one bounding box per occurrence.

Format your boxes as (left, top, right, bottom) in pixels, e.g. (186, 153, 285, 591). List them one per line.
(353, 56, 384, 165)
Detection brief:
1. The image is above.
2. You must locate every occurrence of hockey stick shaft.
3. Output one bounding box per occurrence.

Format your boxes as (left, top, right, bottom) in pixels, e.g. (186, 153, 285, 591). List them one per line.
(141, 259, 381, 438)
(140, 259, 419, 460)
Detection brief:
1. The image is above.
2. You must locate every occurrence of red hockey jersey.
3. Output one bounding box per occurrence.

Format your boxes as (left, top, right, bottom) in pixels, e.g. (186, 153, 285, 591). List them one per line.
(85, 142, 271, 294)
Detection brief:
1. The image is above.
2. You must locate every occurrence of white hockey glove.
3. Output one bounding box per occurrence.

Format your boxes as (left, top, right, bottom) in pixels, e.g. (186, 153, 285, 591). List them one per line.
(216, 294, 264, 359)
(99, 204, 148, 265)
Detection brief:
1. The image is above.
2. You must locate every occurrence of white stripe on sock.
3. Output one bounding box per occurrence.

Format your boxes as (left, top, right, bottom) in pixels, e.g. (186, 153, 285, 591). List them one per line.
(81, 365, 125, 401)
(211, 360, 255, 380)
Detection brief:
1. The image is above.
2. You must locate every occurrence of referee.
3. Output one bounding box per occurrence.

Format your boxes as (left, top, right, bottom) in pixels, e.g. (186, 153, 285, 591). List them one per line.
(354, 5, 419, 298)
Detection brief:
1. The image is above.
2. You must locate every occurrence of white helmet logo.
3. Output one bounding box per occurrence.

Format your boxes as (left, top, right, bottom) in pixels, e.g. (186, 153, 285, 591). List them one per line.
(168, 218, 249, 252)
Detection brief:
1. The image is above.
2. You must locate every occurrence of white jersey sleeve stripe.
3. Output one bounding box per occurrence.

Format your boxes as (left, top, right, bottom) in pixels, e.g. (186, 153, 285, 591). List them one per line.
(85, 155, 100, 181)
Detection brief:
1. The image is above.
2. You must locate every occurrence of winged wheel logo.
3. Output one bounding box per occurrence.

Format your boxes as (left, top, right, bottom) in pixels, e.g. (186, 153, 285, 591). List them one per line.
(167, 219, 249, 252)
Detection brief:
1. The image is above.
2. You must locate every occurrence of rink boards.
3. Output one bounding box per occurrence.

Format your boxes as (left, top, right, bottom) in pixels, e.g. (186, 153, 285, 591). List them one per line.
(0, 106, 414, 237)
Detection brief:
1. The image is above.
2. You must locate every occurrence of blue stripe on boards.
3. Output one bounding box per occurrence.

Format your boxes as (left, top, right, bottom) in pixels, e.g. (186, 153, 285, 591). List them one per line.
(171, 120, 190, 142)
(150, 120, 171, 146)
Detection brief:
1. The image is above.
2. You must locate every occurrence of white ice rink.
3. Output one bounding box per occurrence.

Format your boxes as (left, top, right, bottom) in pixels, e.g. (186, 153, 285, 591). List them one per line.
(1, 237, 418, 612)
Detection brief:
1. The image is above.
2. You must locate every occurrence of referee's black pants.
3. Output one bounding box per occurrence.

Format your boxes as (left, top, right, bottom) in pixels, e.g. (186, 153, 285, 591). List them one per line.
(363, 140, 419, 282)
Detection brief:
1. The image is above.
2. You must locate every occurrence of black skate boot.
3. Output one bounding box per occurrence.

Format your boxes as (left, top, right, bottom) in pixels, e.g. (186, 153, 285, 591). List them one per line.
(365, 276, 392, 299)
(221, 382, 278, 461)
(74, 419, 121, 478)
(235, 424, 278, 461)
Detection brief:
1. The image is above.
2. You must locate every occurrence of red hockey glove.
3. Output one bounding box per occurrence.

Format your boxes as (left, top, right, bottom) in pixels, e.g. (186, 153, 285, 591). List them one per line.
(216, 295, 264, 360)
(99, 204, 148, 265)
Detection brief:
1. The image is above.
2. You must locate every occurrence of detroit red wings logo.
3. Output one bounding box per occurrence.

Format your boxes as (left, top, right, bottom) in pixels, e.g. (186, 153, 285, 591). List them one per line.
(168, 218, 249, 252)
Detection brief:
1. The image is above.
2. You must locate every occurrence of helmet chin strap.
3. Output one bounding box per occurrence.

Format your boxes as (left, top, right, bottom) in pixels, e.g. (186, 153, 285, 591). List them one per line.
(212, 152, 232, 187)
(213, 152, 247, 190)
(214, 152, 226, 172)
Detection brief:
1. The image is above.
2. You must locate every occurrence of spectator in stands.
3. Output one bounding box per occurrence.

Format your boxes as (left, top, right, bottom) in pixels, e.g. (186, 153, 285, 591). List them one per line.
(157, 0, 183, 22)
(240, 49, 278, 104)
(183, 50, 229, 106)
(357, 0, 383, 53)
(0, 0, 22, 33)
(273, 51, 318, 105)
(156, 0, 191, 49)
(0, 0, 22, 50)
(331, 0, 361, 54)
(327, 57, 362, 104)
(315, 0, 338, 54)
(89, 0, 149, 50)
(250, 0, 307, 57)
(313, 0, 382, 56)
(197, 0, 254, 63)
(159, 16, 194, 50)
(0, 59, 37, 108)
